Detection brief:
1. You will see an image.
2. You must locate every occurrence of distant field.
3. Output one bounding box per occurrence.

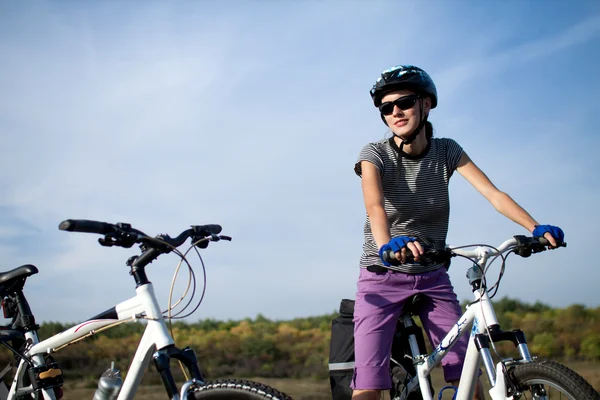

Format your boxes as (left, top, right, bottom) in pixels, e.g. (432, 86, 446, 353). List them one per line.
(63, 361, 599, 399)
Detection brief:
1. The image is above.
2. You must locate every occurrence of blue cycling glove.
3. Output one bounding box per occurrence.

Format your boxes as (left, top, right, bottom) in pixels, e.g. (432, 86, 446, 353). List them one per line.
(532, 225, 565, 243)
(379, 236, 416, 266)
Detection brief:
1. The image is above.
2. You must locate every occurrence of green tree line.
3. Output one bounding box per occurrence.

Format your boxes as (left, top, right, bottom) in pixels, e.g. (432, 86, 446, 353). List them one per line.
(2, 297, 598, 382)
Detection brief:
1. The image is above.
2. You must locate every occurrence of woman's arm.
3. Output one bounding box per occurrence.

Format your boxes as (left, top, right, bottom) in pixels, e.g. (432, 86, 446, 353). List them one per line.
(360, 161, 423, 261)
(455, 152, 561, 246)
(360, 161, 391, 249)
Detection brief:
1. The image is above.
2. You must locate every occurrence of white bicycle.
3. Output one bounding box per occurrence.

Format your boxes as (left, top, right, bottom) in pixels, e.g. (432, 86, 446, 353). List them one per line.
(0, 219, 292, 400)
(374, 235, 597, 400)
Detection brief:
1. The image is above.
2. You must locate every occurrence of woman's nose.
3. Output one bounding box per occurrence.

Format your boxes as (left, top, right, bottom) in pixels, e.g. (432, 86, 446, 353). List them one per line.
(392, 105, 405, 117)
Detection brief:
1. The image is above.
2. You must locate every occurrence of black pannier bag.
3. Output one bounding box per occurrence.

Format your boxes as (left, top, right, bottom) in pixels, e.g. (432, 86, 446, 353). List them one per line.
(328, 299, 355, 400)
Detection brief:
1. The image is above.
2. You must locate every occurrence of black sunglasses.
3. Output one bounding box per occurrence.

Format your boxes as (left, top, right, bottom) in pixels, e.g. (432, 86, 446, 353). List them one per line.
(379, 95, 420, 116)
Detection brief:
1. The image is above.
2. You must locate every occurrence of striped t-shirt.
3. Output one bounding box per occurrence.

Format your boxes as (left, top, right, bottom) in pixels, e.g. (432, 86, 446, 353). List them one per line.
(355, 137, 464, 273)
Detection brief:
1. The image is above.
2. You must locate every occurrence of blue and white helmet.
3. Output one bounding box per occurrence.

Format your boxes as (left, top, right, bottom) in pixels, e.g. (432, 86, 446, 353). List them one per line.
(370, 65, 438, 108)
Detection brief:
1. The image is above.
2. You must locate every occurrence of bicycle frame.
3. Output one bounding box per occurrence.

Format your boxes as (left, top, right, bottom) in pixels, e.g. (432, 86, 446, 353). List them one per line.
(0, 220, 230, 400)
(8, 281, 196, 400)
(399, 238, 528, 400)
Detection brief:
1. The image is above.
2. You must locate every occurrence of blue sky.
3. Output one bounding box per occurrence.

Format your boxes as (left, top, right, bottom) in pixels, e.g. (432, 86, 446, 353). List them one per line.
(1, 1, 599, 324)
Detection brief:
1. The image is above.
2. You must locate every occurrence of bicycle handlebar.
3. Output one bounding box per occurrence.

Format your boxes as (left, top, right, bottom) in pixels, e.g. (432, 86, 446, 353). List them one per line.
(58, 219, 230, 253)
(380, 236, 566, 267)
(381, 247, 453, 266)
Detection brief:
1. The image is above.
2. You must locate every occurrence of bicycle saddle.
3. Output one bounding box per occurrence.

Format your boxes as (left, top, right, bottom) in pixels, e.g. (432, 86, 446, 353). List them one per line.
(0, 264, 38, 294)
(402, 294, 428, 317)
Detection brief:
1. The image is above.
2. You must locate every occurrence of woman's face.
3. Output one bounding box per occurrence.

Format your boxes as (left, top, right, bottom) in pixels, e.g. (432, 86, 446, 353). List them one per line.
(380, 89, 431, 138)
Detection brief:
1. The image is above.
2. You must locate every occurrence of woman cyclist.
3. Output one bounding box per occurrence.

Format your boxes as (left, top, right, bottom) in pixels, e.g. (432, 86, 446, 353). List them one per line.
(351, 65, 564, 400)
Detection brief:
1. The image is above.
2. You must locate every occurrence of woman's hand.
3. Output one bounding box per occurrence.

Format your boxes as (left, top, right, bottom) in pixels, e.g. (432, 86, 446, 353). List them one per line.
(532, 225, 565, 248)
(379, 236, 424, 265)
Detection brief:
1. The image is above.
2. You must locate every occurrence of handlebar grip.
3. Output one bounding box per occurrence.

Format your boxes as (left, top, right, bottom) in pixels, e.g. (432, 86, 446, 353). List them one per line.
(382, 247, 452, 267)
(382, 249, 413, 266)
(58, 219, 115, 235)
(537, 237, 567, 247)
(382, 249, 396, 265)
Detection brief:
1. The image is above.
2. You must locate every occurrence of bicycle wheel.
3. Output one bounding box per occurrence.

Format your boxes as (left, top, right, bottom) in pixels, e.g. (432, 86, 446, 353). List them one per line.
(509, 359, 599, 400)
(189, 379, 292, 400)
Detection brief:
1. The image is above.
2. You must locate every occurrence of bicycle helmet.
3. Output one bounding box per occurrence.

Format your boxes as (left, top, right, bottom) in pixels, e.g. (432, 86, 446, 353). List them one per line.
(370, 65, 438, 184)
(370, 65, 437, 108)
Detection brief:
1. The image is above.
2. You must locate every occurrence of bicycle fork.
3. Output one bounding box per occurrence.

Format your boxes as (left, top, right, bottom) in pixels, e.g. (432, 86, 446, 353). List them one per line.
(466, 265, 534, 400)
(153, 345, 204, 400)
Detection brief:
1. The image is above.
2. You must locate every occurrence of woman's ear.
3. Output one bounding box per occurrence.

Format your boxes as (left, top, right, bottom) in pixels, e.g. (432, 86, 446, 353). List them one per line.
(423, 97, 432, 113)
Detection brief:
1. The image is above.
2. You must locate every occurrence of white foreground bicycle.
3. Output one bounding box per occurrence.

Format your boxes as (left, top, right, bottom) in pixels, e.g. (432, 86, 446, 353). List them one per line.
(375, 235, 597, 400)
(0, 219, 291, 400)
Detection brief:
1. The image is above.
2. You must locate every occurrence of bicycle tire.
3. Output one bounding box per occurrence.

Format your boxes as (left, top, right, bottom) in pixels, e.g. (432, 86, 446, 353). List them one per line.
(509, 359, 599, 400)
(189, 379, 292, 400)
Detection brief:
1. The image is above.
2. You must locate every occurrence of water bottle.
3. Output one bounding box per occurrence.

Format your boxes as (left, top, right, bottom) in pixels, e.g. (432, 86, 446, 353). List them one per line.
(93, 362, 123, 400)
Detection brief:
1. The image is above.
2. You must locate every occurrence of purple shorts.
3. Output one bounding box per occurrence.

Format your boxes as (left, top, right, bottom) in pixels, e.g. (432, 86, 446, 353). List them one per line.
(351, 267, 467, 390)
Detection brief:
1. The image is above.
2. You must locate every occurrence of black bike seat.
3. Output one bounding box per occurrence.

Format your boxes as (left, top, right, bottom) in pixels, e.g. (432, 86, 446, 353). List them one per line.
(402, 294, 427, 316)
(0, 265, 38, 294)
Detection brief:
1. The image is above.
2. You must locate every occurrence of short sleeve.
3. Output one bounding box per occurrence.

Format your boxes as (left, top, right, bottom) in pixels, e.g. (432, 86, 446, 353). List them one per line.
(444, 138, 464, 173)
(354, 143, 384, 177)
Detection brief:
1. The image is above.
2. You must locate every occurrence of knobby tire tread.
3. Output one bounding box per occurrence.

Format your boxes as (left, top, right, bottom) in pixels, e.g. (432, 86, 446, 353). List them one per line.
(190, 379, 292, 400)
(509, 359, 599, 400)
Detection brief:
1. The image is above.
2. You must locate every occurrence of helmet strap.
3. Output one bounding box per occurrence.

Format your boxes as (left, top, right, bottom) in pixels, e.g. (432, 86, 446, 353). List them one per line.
(395, 141, 404, 186)
(391, 98, 428, 185)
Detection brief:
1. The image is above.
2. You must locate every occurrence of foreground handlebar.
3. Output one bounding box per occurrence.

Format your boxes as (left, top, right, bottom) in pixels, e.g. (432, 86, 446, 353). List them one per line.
(377, 236, 566, 268)
(379, 248, 453, 267)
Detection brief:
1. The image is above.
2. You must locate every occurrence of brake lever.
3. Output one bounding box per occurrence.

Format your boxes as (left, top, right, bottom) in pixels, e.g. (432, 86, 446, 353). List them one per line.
(98, 237, 116, 247)
(212, 234, 232, 242)
(191, 234, 232, 249)
(98, 232, 138, 248)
